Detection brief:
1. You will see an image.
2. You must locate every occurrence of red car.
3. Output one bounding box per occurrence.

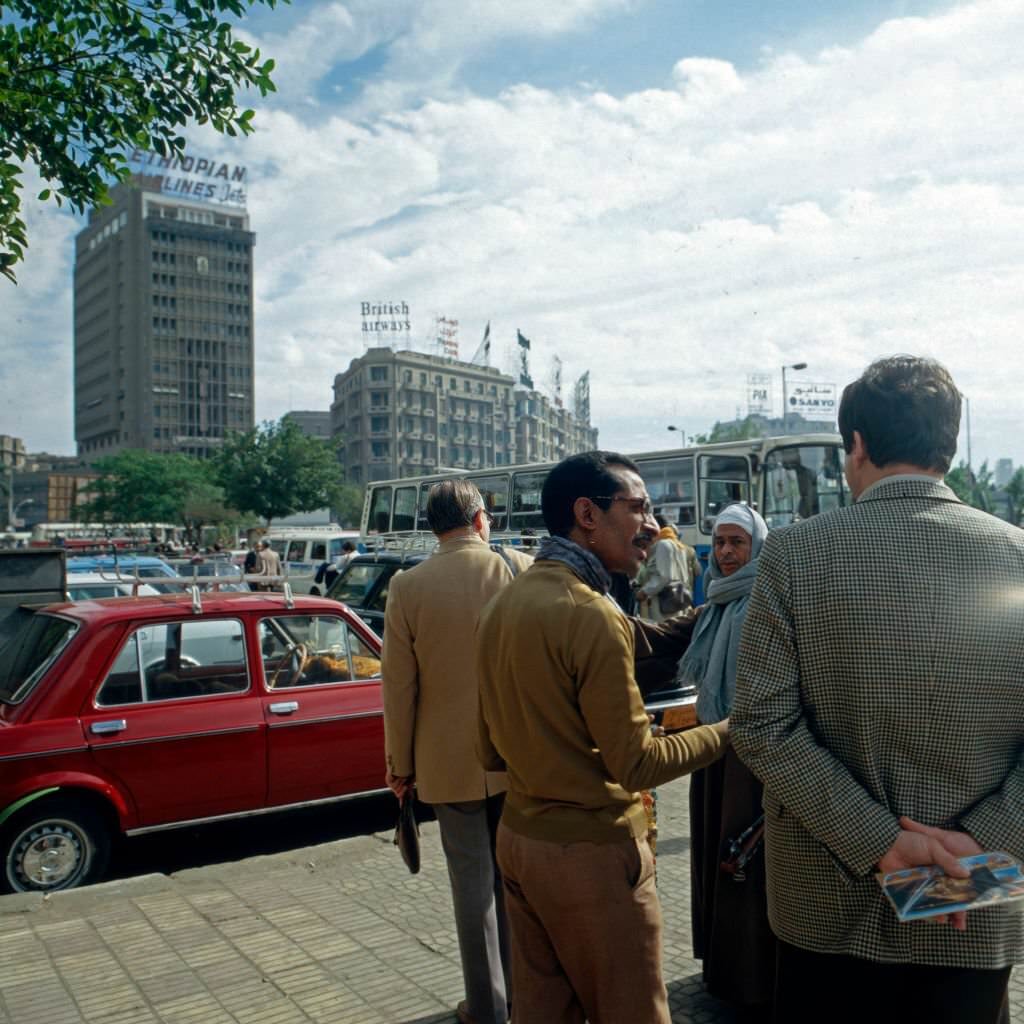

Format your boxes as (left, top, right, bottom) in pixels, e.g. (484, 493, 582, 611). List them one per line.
(0, 591, 385, 893)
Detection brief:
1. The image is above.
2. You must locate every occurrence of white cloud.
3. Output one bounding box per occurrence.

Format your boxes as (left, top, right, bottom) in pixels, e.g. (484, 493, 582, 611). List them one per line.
(6, 0, 1024, 474)
(244, 0, 1024, 469)
(243, 0, 636, 113)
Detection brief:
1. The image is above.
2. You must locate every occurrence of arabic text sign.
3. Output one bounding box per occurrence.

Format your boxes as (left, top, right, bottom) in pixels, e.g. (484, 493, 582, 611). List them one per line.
(789, 382, 837, 419)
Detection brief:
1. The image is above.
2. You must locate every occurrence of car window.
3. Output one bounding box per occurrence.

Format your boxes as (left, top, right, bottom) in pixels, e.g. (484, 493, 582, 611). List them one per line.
(67, 584, 122, 600)
(367, 565, 412, 612)
(96, 619, 248, 706)
(286, 540, 307, 561)
(311, 541, 327, 561)
(0, 613, 79, 704)
(328, 563, 387, 605)
(259, 614, 381, 689)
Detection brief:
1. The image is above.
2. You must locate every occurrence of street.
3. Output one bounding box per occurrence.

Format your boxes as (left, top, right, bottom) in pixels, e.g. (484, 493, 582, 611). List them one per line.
(0, 778, 1019, 1023)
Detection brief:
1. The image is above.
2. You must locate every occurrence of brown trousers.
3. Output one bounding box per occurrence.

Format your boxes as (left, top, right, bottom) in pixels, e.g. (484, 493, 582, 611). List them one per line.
(496, 824, 669, 1024)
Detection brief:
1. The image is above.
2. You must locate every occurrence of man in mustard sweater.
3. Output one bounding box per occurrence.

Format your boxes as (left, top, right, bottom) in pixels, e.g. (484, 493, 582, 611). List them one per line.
(477, 451, 729, 1024)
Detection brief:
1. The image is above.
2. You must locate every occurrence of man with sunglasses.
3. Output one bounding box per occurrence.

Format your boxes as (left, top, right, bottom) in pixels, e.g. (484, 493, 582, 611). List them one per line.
(382, 479, 532, 1024)
(476, 451, 729, 1023)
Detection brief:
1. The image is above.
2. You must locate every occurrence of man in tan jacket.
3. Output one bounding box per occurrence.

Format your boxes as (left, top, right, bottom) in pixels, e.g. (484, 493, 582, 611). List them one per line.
(382, 479, 531, 1024)
(477, 451, 728, 1024)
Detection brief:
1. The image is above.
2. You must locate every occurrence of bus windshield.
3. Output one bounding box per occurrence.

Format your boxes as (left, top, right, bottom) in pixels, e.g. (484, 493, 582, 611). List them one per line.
(761, 444, 846, 527)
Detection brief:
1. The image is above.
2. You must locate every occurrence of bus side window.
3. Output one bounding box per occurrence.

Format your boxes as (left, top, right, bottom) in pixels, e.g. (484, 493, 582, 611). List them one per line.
(393, 487, 417, 531)
(510, 471, 547, 531)
(368, 487, 393, 534)
(470, 473, 510, 531)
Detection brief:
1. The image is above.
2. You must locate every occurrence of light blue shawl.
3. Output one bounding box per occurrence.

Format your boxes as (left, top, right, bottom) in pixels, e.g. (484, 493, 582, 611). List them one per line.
(677, 504, 768, 724)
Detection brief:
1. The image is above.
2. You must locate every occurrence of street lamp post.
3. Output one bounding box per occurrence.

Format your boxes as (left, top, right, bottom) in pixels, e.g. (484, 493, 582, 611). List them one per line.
(781, 362, 808, 432)
(963, 394, 972, 475)
(667, 425, 686, 447)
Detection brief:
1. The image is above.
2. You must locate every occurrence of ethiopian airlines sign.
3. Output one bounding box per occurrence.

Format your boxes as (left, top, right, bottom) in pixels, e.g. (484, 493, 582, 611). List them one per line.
(129, 149, 248, 206)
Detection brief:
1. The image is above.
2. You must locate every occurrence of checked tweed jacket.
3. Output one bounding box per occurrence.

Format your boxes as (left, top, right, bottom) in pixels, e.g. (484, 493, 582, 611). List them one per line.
(731, 475, 1024, 968)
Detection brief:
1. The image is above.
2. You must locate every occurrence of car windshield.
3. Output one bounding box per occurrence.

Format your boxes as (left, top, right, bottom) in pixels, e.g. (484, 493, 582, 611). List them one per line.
(0, 613, 79, 704)
(328, 563, 388, 606)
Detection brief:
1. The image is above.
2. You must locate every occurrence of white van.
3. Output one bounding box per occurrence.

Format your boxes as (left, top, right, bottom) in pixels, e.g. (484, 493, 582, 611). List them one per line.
(261, 527, 361, 594)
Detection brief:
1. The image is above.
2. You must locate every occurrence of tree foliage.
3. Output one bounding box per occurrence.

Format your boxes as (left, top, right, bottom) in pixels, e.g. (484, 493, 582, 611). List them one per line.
(333, 483, 364, 529)
(1003, 467, 1024, 527)
(0, 0, 284, 282)
(216, 418, 344, 526)
(76, 449, 223, 533)
(945, 460, 994, 513)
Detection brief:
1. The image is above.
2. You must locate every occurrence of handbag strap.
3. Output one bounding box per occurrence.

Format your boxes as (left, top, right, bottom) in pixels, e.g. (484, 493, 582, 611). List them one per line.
(490, 543, 521, 578)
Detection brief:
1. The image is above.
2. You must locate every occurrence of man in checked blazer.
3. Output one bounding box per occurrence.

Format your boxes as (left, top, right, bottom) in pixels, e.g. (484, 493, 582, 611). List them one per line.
(382, 479, 531, 1024)
(732, 356, 1022, 1023)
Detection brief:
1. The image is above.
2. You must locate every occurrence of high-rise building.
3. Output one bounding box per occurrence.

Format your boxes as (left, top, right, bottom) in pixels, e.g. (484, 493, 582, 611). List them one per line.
(73, 174, 255, 460)
(331, 348, 598, 485)
(995, 458, 1014, 488)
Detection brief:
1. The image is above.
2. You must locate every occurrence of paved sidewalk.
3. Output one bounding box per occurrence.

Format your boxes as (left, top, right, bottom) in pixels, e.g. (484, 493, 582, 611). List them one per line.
(0, 781, 1019, 1023)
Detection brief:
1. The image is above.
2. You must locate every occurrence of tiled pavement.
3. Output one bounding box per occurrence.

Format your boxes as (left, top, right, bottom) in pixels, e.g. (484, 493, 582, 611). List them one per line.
(0, 781, 1019, 1024)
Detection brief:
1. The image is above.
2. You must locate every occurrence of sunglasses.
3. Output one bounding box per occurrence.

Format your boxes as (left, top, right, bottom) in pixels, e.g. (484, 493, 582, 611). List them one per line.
(591, 495, 654, 516)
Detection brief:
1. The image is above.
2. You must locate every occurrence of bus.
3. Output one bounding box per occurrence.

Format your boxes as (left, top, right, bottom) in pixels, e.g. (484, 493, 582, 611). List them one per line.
(359, 433, 849, 573)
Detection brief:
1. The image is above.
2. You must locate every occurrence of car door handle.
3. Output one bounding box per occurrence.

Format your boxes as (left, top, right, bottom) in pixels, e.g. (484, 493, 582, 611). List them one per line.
(268, 701, 299, 715)
(90, 719, 127, 735)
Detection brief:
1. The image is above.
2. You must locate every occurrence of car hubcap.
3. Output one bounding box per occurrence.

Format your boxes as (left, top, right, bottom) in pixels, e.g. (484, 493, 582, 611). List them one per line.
(12, 824, 85, 890)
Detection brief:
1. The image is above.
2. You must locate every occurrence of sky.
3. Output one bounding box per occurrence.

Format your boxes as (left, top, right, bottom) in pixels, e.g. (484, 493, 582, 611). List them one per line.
(5, 0, 1024, 471)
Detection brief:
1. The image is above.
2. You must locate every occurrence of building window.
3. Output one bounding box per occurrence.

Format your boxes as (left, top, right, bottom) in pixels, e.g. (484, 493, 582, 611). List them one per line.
(370, 366, 387, 381)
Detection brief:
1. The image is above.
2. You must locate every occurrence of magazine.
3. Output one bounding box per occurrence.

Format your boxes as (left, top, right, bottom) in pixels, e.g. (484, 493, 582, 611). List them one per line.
(877, 852, 1024, 922)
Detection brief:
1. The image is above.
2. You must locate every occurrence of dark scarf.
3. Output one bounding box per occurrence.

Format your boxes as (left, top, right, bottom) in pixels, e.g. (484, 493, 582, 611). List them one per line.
(536, 535, 612, 595)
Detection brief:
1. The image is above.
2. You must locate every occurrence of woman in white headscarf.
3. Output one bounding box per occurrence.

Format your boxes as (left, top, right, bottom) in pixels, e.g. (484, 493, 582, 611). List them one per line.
(678, 503, 774, 1018)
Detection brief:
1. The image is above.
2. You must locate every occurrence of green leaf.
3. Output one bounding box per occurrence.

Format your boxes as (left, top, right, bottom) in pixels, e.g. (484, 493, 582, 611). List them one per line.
(0, 0, 286, 281)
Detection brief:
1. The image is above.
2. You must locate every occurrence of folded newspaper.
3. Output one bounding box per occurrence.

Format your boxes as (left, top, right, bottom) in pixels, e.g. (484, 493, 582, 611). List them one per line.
(877, 852, 1024, 922)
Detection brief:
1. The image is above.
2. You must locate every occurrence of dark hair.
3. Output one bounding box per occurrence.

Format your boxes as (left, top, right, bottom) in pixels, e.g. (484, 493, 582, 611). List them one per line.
(426, 479, 484, 535)
(341, 541, 356, 552)
(654, 513, 669, 529)
(541, 451, 641, 537)
(838, 356, 960, 473)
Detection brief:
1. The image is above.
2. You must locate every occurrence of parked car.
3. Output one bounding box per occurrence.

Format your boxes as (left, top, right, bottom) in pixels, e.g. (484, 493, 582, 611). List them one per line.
(169, 559, 251, 592)
(0, 590, 385, 893)
(65, 574, 161, 601)
(326, 551, 428, 635)
(66, 556, 180, 593)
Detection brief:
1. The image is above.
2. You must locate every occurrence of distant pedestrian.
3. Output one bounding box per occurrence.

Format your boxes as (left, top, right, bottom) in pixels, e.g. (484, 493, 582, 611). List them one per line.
(256, 540, 281, 590)
(635, 514, 701, 621)
(477, 451, 728, 1023)
(382, 481, 531, 1024)
(315, 540, 358, 591)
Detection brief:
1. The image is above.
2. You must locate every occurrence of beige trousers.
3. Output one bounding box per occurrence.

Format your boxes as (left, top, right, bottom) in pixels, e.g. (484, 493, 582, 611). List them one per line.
(496, 824, 669, 1024)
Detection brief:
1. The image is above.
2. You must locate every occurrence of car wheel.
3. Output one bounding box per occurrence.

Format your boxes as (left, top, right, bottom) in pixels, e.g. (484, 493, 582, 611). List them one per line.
(2, 799, 111, 894)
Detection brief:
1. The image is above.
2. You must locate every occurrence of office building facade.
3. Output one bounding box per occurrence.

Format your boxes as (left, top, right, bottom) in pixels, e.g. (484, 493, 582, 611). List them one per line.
(73, 175, 255, 459)
(331, 348, 598, 485)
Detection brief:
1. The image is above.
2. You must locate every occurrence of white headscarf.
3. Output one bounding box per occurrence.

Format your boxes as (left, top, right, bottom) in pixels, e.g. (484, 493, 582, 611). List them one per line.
(678, 503, 768, 723)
